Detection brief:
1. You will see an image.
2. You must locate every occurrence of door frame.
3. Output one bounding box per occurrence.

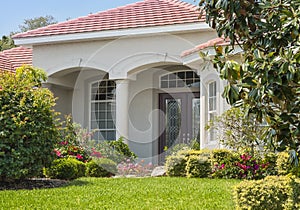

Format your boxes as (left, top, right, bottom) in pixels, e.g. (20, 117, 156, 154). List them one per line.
(158, 92, 200, 160)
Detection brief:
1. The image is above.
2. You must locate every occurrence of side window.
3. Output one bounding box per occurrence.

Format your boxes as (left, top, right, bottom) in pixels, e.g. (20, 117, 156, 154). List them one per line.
(90, 78, 116, 141)
(208, 81, 217, 141)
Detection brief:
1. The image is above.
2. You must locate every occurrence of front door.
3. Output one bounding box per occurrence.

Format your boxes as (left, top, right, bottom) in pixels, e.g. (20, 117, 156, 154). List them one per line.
(159, 92, 200, 158)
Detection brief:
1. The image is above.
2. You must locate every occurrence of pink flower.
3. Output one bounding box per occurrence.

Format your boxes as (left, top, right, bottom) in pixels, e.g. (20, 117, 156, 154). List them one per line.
(60, 141, 68, 145)
(76, 154, 83, 159)
(54, 149, 61, 157)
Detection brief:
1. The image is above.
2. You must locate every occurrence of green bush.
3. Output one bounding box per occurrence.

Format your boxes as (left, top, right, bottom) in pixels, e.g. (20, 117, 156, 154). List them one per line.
(186, 155, 211, 178)
(166, 149, 212, 177)
(0, 66, 59, 180)
(86, 158, 117, 177)
(165, 155, 187, 177)
(234, 176, 300, 209)
(44, 158, 85, 180)
(92, 137, 137, 164)
(211, 149, 233, 165)
(277, 151, 300, 177)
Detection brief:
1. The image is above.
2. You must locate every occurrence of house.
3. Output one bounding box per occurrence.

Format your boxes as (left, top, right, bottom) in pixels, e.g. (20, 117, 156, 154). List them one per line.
(10, 0, 234, 163)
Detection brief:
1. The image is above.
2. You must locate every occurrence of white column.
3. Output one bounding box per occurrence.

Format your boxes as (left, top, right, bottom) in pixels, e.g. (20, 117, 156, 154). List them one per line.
(115, 79, 129, 143)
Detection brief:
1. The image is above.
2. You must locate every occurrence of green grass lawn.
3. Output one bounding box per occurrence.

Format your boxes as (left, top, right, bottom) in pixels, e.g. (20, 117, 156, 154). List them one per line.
(0, 177, 240, 210)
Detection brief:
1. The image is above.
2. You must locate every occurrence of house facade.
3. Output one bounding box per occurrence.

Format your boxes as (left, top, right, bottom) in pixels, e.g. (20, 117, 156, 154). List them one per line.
(11, 0, 233, 163)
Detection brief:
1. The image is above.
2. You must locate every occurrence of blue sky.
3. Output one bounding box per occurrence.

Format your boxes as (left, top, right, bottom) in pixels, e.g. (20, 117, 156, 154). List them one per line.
(1, 0, 197, 36)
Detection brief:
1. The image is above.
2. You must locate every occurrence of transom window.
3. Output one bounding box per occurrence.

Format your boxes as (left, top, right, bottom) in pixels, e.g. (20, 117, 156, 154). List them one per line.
(160, 70, 200, 88)
(208, 81, 217, 141)
(90, 77, 116, 141)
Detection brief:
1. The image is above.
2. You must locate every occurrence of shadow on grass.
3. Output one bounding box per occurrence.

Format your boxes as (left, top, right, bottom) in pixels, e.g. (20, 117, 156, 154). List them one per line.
(64, 179, 90, 187)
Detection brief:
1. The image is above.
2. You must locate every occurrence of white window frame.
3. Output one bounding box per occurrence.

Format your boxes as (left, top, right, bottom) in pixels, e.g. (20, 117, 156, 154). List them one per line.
(90, 79, 116, 141)
(207, 81, 217, 141)
(159, 70, 200, 89)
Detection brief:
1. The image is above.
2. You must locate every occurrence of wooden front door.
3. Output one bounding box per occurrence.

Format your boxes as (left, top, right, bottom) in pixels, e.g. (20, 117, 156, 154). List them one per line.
(159, 92, 200, 159)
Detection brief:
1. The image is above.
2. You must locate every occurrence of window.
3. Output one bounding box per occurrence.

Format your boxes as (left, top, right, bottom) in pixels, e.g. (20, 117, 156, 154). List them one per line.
(208, 81, 217, 141)
(90, 77, 116, 141)
(160, 70, 200, 88)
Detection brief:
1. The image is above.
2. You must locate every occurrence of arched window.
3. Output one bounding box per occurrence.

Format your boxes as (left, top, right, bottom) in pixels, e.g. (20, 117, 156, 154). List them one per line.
(90, 76, 116, 141)
(160, 70, 200, 88)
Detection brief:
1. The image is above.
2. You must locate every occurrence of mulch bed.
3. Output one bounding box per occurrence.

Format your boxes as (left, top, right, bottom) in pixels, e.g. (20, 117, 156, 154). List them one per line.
(0, 178, 69, 190)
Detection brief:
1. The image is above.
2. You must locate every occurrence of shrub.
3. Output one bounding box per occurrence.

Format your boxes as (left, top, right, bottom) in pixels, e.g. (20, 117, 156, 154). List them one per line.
(212, 150, 274, 180)
(0, 66, 59, 180)
(233, 176, 300, 209)
(86, 158, 117, 177)
(186, 155, 211, 178)
(44, 158, 85, 180)
(54, 115, 91, 163)
(92, 137, 137, 164)
(166, 149, 211, 177)
(277, 151, 300, 177)
(165, 155, 187, 177)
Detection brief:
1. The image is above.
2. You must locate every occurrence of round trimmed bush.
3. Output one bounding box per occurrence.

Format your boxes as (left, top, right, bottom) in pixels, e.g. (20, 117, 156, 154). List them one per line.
(85, 158, 117, 177)
(44, 158, 85, 180)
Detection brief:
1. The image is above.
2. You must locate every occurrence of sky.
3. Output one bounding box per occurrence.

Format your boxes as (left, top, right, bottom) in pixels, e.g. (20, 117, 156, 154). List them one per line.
(0, 0, 197, 37)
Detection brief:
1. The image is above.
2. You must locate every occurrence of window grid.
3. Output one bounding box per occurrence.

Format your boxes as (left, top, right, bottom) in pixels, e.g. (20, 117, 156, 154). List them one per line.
(90, 79, 116, 141)
(208, 81, 217, 141)
(160, 71, 200, 89)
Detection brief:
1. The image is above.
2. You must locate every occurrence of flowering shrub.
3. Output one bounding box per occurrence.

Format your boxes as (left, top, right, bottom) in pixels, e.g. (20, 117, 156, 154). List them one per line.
(212, 152, 272, 180)
(54, 140, 91, 163)
(117, 159, 154, 177)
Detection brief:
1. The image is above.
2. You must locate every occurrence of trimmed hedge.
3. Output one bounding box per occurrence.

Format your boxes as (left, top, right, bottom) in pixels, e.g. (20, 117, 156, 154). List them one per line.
(234, 176, 300, 209)
(165, 155, 187, 177)
(44, 158, 85, 180)
(85, 158, 117, 177)
(186, 155, 211, 178)
(165, 150, 211, 177)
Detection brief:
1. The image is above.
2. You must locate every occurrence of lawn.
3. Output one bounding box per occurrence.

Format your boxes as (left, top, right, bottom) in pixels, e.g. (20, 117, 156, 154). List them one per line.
(0, 177, 240, 210)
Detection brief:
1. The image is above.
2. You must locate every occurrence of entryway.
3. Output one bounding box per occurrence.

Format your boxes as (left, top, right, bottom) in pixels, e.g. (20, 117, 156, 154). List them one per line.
(158, 92, 200, 158)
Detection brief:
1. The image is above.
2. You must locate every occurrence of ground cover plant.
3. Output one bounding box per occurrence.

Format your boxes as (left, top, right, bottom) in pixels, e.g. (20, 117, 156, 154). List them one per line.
(0, 177, 239, 210)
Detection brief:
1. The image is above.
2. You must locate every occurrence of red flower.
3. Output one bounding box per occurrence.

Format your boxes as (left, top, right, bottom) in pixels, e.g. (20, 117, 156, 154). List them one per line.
(54, 149, 62, 157)
(60, 141, 68, 145)
(76, 154, 83, 159)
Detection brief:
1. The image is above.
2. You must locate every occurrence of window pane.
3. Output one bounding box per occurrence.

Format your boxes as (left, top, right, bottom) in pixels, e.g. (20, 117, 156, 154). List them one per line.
(160, 70, 200, 89)
(90, 78, 116, 141)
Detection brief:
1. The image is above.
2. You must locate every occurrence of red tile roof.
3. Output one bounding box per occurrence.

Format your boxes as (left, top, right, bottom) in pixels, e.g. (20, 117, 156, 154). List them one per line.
(181, 37, 230, 57)
(13, 0, 203, 39)
(0, 47, 33, 72)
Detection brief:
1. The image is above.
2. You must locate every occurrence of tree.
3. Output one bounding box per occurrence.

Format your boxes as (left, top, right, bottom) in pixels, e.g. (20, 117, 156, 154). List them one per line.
(17, 15, 57, 33)
(0, 65, 59, 180)
(0, 36, 15, 51)
(200, 0, 300, 158)
(206, 105, 268, 152)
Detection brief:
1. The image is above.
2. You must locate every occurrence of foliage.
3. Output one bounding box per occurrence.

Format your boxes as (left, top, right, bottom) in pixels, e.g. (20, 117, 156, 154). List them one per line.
(0, 178, 240, 209)
(165, 154, 187, 177)
(186, 155, 211, 178)
(190, 139, 201, 150)
(14, 15, 57, 34)
(200, 0, 300, 158)
(277, 151, 300, 177)
(206, 105, 268, 151)
(212, 149, 275, 179)
(54, 115, 91, 163)
(0, 65, 59, 180)
(85, 158, 117, 177)
(92, 137, 137, 164)
(44, 158, 85, 180)
(164, 143, 191, 157)
(117, 159, 154, 177)
(0, 36, 15, 51)
(166, 149, 211, 177)
(234, 176, 300, 209)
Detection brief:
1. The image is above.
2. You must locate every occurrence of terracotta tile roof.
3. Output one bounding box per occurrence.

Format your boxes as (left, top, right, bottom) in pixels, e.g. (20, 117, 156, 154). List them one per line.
(0, 47, 33, 72)
(181, 37, 230, 57)
(13, 0, 203, 39)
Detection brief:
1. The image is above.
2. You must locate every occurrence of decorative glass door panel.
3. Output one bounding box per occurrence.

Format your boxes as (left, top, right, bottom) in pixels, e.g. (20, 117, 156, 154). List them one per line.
(165, 99, 181, 148)
(159, 92, 200, 160)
